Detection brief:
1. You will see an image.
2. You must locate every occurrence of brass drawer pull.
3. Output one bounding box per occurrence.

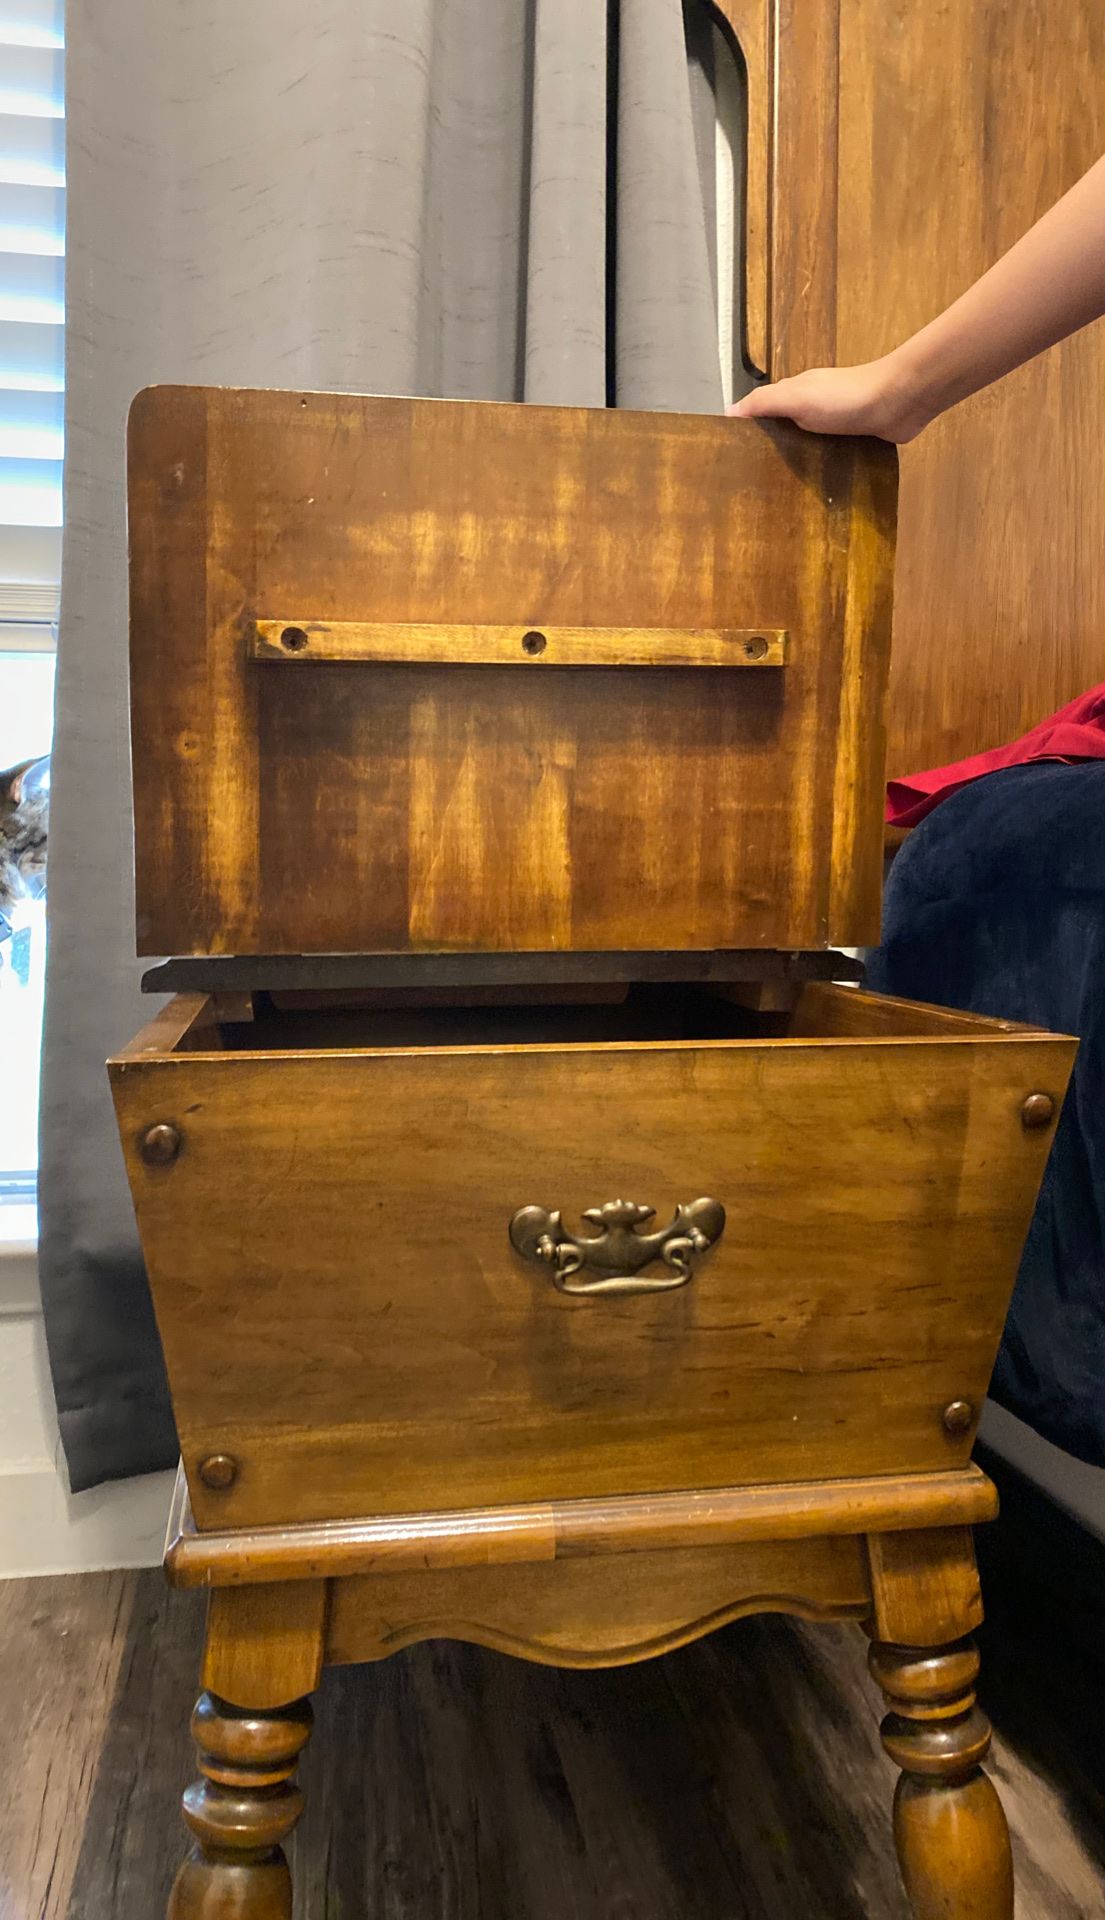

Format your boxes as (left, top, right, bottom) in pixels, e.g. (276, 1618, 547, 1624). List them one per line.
(509, 1198, 725, 1296)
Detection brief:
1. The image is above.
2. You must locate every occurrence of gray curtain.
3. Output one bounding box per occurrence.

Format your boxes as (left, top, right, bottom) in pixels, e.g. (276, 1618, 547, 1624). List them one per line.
(41, 0, 751, 1490)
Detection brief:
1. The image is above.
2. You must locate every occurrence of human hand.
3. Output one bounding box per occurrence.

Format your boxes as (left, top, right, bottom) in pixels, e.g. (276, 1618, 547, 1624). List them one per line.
(728, 355, 931, 443)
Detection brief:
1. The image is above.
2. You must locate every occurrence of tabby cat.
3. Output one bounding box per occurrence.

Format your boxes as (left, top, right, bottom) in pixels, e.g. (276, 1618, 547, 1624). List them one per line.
(0, 756, 50, 936)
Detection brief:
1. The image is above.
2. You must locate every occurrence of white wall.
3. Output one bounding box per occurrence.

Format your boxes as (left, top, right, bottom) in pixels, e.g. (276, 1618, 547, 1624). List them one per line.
(0, 1232, 174, 1579)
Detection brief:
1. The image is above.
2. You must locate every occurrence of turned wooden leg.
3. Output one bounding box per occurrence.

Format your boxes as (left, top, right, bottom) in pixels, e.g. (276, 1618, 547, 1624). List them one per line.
(869, 1636, 1013, 1920)
(168, 1690, 313, 1919)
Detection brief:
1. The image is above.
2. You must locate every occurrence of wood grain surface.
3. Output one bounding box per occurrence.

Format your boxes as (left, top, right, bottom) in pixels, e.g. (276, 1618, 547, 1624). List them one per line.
(711, 0, 772, 375)
(127, 387, 896, 959)
(324, 1535, 871, 1670)
(163, 1463, 999, 1590)
(773, 0, 841, 377)
(870, 1631, 1014, 1920)
(838, 0, 1105, 776)
(110, 985, 1074, 1531)
(250, 618, 789, 670)
(0, 1574, 136, 1920)
(201, 1582, 327, 1712)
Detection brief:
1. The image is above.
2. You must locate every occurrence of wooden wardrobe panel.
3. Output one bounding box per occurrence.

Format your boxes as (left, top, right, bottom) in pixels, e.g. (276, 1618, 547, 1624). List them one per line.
(710, 0, 773, 375)
(838, 0, 1105, 777)
(773, 0, 840, 376)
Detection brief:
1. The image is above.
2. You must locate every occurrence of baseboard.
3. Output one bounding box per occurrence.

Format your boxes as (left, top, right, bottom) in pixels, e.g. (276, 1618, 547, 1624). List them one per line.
(0, 1240, 41, 1317)
(978, 1398, 1105, 1543)
(0, 1461, 177, 1579)
(976, 1439, 1105, 1689)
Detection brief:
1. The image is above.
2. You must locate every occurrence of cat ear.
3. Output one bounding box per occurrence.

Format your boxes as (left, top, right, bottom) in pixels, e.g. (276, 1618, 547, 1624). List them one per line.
(3, 755, 50, 805)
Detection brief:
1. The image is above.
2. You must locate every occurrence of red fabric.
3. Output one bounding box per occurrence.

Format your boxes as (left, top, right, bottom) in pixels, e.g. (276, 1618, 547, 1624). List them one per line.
(886, 682, 1105, 828)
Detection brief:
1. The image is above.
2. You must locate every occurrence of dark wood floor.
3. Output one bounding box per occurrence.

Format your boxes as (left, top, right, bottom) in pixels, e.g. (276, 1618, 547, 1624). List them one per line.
(4, 1488, 1105, 1918)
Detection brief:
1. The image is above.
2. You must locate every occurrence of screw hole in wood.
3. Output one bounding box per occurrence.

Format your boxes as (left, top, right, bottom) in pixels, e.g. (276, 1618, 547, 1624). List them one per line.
(521, 630, 547, 656)
(281, 626, 309, 652)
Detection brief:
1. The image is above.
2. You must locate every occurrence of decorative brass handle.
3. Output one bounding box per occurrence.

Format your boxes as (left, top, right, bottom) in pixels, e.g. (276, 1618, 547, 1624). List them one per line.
(509, 1197, 725, 1296)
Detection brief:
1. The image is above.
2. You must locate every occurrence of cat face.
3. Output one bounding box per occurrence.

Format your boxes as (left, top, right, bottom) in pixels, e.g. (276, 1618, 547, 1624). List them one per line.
(0, 755, 50, 920)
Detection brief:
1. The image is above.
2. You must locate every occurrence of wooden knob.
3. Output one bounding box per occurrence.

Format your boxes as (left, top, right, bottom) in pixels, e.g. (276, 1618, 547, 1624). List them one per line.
(198, 1453, 238, 1491)
(1021, 1092, 1056, 1130)
(140, 1122, 182, 1166)
(942, 1399, 976, 1437)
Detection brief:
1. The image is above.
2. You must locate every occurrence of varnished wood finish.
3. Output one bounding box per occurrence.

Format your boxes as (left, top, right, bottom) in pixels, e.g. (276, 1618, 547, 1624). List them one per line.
(872, 1638, 1014, 1920)
(169, 1692, 312, 1920)
(325, 1535, 870, 1670)
(127, 388, 896, 958)
(838, 0, 1105, 777)
(113, 991, 213, 1057)
(110, 984, 1073, 1531)
(164, 1463, 999, 1590)
(710, 0, 772, 376)
(169, 1513, 1015, 1911)
(201, 1583, 327, 1710)
(209, 989, 256, 1025)
(868, 1529, 1012, 1914)
(712, 0, 842, 384)
(772, 0, 840, 376)
(250, 617, 789, 670)
(828, 435, 896, 936)
(868, 1526, 985, 1649)
(789, 981, 1024, 1039)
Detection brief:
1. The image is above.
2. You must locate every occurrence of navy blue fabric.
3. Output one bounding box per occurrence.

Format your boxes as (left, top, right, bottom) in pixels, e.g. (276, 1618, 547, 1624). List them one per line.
(867, 761, 1105, 1465)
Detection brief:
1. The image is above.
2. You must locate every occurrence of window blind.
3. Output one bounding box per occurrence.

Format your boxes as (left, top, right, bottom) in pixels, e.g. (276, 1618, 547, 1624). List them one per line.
(0, 0, 63, 614)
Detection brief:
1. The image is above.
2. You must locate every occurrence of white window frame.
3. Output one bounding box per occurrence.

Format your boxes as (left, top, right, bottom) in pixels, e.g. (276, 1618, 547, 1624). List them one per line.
(0, 0, 64, 1255)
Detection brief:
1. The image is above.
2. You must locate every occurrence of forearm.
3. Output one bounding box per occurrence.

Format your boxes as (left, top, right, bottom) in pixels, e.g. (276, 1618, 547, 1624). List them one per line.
(891, 153, 1105, 425)
(731, 152, 1105, 440)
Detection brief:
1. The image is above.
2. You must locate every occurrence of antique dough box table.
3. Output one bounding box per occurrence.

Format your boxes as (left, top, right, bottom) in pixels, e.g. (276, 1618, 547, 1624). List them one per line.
(110, 387, 1075, 1918)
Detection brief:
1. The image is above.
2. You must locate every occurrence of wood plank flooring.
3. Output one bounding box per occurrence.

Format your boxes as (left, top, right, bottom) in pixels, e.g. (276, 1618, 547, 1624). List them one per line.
(0, 1571, 137, 1920)
(2, 1515, 1103, 1918)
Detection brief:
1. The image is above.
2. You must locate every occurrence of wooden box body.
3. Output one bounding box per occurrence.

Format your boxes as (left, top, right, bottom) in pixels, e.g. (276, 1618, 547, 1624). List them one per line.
(127, 387, 897, 960)
(110, 986, 1074, 1533)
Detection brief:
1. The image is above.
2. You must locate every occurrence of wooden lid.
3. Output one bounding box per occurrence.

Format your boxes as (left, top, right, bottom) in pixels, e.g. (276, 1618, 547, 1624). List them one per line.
(127, 386, 897, 963)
